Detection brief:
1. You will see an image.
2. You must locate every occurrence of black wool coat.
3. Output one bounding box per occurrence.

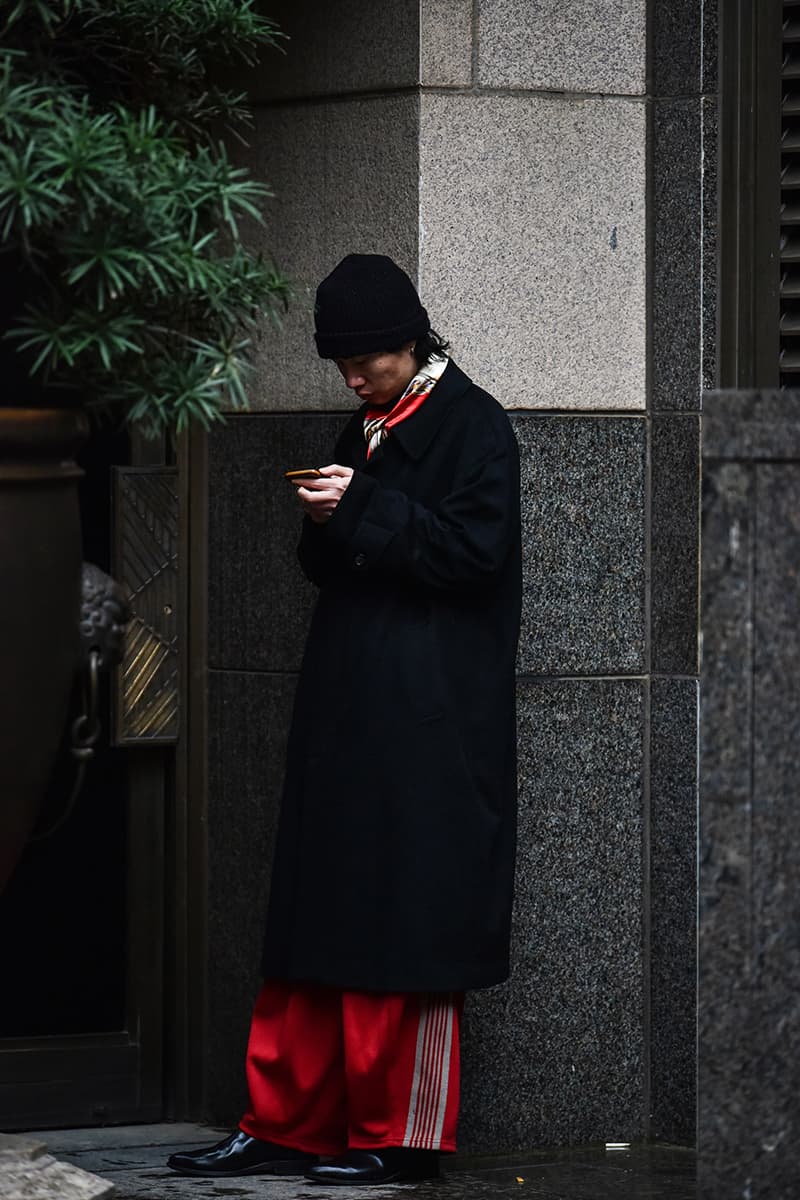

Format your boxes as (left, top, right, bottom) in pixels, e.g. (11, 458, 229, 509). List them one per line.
(261, 361, 522, 992)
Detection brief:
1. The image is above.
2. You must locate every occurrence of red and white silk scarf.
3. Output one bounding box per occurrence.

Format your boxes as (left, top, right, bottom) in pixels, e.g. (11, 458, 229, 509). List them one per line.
(363, 355, 449, 459)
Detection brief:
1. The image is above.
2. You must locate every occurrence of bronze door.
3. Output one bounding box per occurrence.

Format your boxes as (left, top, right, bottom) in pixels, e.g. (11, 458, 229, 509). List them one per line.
(0, 433, 184, 1129)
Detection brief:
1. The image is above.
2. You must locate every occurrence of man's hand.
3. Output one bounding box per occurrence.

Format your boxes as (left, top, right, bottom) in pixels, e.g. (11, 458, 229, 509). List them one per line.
(293, 464, 354, 524)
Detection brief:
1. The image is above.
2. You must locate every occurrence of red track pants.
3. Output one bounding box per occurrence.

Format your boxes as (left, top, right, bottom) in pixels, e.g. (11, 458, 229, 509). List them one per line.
(239, 981, 463, 1155)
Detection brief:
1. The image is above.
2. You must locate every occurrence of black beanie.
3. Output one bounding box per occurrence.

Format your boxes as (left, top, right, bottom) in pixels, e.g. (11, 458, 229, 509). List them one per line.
(314, 254, 430, 359)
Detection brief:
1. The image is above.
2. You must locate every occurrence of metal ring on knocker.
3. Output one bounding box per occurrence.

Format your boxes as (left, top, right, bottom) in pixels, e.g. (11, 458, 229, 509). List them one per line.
(32, 648, 104, 841)
(69, 648, 102, 756)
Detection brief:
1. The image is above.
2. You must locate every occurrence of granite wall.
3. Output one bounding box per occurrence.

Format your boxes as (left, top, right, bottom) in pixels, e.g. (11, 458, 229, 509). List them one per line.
(202, 0, 708, 1150)
(698, 393, 800, 1200)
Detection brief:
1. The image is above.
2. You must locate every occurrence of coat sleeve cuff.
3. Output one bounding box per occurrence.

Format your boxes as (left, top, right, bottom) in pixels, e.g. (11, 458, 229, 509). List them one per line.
(323, 470, 396, 571)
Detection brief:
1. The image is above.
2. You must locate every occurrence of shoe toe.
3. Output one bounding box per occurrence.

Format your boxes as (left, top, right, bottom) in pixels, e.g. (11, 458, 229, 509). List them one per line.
(305, 1148, 438, 1185)
(167, 1131, 318, 1177)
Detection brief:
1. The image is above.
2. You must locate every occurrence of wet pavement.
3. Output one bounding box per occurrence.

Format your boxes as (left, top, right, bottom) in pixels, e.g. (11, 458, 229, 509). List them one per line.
(41, 1124, 696, 1199)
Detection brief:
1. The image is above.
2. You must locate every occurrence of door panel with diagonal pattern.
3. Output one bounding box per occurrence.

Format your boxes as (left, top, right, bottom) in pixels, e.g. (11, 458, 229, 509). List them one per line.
(114, 468, 179, 744)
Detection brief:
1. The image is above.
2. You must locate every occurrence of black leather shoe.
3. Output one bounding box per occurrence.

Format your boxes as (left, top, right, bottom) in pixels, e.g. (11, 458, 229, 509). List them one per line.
(166, 1130, 317, 1176)
(305, 1148, 440, 1186)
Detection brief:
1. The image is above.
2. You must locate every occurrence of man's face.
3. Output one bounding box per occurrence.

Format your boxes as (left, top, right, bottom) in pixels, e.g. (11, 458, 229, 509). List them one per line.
(335, 343, 416, 407)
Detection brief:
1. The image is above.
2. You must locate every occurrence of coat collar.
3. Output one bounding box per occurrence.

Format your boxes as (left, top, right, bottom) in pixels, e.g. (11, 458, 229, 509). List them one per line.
(379, 360, 472, 461)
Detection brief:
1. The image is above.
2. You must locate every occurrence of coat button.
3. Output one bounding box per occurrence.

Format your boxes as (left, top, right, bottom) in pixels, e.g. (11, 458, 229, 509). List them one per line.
(353, 553, 367, 569)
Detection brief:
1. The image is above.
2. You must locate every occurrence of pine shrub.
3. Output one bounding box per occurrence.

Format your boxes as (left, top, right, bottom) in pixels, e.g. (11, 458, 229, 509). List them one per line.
(0, 0, 289, 435)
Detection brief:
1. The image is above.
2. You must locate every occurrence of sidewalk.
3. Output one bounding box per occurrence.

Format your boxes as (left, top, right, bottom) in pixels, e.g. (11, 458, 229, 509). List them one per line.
(30, 1124, 695, 1199)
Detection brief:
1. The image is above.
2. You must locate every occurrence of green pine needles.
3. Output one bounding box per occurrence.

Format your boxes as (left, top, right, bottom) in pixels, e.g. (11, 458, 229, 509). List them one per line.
(0, 0, 290, 436)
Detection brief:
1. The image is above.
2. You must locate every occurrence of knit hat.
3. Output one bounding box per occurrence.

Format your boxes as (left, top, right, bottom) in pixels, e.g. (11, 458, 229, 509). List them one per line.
(314, 254, 430, 359)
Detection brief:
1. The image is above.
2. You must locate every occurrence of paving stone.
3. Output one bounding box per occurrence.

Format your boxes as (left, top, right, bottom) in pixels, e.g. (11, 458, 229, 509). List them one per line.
(0, 1153, 113, 1200)
(48, 1125, 696, 1200)
(0, 1134, 48, 1161)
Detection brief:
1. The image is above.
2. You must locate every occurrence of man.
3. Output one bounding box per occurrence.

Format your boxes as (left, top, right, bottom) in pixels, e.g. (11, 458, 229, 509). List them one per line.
(168, 254, 522, 1186)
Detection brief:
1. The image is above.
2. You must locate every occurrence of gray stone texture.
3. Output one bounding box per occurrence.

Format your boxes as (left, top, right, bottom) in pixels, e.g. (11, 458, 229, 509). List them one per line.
(459, 679, 645, 1150)
(699, 456, 752, 805)
(0, 1134, 113, 1200)
(513, 415, 646, 675)
(743, 463, 800, 1195)
(697, 454, 755, 1198)
(703, 389, 800, 459)
(701, 96, 718, 394)
(419, 93, 647, 410)
(207, 413, 344, 672)
(206, 669, 298, 1124)
(702, 0, 719, 96)
(240, 0, 419, 101)
(239, 95, 420, 412)
(651, 0, 717, 405)
(476, 0, 646, 95)
(699, 392, 800, 1197)
(230, 4, 652, 418)
(649, 679, 698, 1145)
(421, 0, 473, 86)
(698, 420, 753, 1196)
(651, 415, 700, 675)
(653, 101, 703, 411)
(652, 0, 717, 94)
(0, 1134, 48, 1160)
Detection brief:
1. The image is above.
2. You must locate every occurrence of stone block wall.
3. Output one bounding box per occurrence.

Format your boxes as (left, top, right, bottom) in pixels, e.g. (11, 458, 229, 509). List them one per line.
(203, 0, 711, 1150)
(699, 393, 800, 1200)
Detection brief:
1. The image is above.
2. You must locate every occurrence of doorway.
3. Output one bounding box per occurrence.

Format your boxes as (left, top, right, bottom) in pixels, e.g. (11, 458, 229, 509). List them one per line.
(0, 423, 174, 1129)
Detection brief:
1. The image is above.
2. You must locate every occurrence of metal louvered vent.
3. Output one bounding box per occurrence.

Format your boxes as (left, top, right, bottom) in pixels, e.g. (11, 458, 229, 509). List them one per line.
(781, 1, 800, 380)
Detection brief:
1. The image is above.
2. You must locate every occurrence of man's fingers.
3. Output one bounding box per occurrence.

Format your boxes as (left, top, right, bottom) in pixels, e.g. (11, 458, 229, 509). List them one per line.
(298, 487, 337, 507)
(293, 465, 352, 524)
(296, 476, 347, 492)
(297, 483, 340, 499)
(318, 463, 353, 478)
(294, 478, 327, 492)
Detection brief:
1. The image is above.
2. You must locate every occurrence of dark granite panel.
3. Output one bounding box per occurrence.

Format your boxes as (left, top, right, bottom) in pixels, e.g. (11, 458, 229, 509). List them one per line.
(699, 455, 800, 1197)
(745, 464, 800, 1197)
(651, 415, 700, 675)
(653, 101, 702, 412)
(651, 0, 716, 94)
(208, 412, 345, 673)
(697, 455, 754, 1198)
(701, 96, 718, 394)
(702, 0, 718, 95)
(212, 410, 648, 678)
(512, 416, 646, 675)
(703, 390, 800, 460)
(696, 790, 755, 1200)
(459, 680, 645, 1152)
(699, 460, 753, 801)
(649, 678, 698, 1145)
(652, 0, 702, 95)
(206, 668, 297, 1124)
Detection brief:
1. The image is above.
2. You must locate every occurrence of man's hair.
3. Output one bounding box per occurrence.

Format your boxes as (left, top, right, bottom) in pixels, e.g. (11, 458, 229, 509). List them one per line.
(385, 329, 450, 367)
(413, 329, 450, 367)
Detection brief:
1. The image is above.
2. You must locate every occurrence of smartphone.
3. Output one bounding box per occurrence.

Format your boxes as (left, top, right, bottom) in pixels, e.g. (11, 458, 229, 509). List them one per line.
(284, 468, 322, 481)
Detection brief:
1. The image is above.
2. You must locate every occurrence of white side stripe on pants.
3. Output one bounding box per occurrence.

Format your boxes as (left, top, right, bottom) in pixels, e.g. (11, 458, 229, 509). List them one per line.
(402, 995, 455, 1150)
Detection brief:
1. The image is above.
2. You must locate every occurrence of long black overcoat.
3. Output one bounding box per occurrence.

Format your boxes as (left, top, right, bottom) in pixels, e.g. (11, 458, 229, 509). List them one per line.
(261, 361, 522, 992)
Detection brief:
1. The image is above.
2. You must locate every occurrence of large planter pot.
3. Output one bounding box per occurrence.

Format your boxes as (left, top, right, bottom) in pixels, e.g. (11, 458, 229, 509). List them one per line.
(0, 408, 89, 892)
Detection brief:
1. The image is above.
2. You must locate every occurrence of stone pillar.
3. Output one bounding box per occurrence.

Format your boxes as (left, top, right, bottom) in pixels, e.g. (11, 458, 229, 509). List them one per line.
(647, 0, 717, 1145)
(699, 392, 800, 1200)
(202, 0, 706, 1150)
